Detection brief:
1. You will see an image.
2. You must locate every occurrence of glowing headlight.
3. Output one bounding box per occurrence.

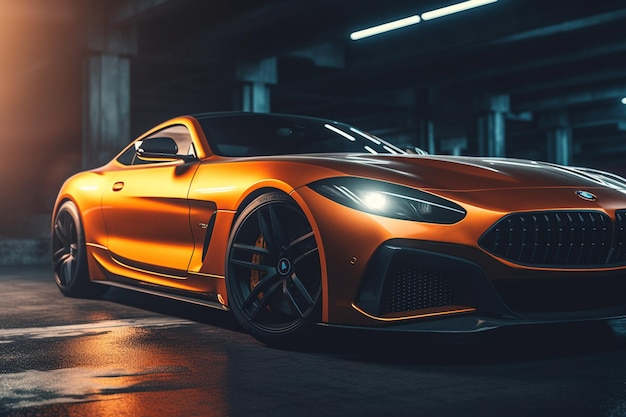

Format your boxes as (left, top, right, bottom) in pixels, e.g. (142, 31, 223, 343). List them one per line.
(363, 192, 387, 211)
(309, 177, 466, 224)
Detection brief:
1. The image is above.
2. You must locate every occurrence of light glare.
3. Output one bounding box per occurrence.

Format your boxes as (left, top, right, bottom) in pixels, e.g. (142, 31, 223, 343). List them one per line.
(621, 97, 626, 105)
(350, 15, 421, 41)
(324, 124, 356, 141)
(363, 192, 387, 211)
(421, 0, 498, 21)
(364, 146, 378, 154)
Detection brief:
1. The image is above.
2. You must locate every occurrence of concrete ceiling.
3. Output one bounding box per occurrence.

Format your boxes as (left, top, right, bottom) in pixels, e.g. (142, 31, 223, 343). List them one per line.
(2, 0, 626, 169)
(0, 0, 625, 237)
(121, 0, 626, 170)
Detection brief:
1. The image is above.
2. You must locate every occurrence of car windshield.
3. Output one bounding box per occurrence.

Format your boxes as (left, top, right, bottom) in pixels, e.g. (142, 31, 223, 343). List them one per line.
(196, 113, 405, 157)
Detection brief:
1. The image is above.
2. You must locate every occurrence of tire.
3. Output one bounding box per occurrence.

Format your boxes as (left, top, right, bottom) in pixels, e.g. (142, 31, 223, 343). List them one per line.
(51, 201, 106, 298)
(226, 192, 322, 346)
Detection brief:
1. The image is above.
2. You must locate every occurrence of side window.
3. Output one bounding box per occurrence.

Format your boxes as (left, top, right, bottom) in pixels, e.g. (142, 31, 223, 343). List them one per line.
(117, 125, 195, 166)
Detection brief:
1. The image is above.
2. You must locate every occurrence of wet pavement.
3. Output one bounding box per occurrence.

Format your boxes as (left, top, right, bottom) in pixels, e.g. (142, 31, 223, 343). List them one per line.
(2, 266, 626, 417)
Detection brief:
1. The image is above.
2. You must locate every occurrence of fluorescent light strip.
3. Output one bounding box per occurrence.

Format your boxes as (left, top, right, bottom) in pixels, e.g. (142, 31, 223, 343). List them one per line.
(324, 123, 356, 141)
(421, 0, 498, 21)
(350, 0, 497, 40)
(350, 15, 421, 41)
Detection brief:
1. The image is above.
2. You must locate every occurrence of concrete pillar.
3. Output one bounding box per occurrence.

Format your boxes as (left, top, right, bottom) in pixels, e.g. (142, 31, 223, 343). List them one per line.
(546, 128, 572, 165)
(235, 57, 277, 113)
(474, 94, 509, 157)
(83, 53, 131, 168)
(413, 88, 436, 154)
(83, 20, 136, 169)
(541, 110, 572, 165)
(239, 82, 272, 113)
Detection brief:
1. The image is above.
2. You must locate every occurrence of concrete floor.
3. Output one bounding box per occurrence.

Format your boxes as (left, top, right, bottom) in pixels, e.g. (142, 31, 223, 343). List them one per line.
(2, 266, 626, 417)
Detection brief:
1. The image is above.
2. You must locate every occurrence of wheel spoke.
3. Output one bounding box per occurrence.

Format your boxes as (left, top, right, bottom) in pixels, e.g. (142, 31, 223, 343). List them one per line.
(231, 258, 273, 273)
(257, 204, 289, 253)
(286, 230, 314, 251)
(290, 273, 315, 306)
(256, 209, 279, 254)
(54, 216, 68, 243)
(293, 246, 319, 266)
(61, 255, 75, 285)
(52, 247, 68, 264)
(53, 252, 71, 272)
(232, 242, 270, 256)
(283, 281, 305, 318)
(63, 212, 73, 239)
(266, 204, 286, 249)
(241, 270, 279, 309)
(245, 279, 283, 321)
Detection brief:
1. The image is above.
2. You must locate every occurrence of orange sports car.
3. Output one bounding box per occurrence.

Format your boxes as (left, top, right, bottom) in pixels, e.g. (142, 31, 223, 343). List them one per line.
(52, 112, 626, 345)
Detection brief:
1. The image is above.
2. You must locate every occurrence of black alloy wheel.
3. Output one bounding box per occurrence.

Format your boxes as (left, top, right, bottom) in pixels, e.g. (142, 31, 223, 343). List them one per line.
(226, 192, 322, 345)
(51, 201, 105, 297)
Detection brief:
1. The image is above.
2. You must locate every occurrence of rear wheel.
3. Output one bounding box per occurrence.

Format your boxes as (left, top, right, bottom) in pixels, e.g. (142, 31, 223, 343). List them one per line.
(51, 201, 106, 298)
(226, 192, 322, 346)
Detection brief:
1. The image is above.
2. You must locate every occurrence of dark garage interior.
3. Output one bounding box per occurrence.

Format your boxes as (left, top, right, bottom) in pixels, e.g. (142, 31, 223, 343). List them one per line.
(2, 0, 626, 246)
(3, 1, 626, 416)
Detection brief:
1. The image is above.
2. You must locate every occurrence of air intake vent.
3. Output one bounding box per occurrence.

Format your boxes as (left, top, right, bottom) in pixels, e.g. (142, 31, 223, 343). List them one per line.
(479, 211, 615, 267)
(380, 264, 458, 314)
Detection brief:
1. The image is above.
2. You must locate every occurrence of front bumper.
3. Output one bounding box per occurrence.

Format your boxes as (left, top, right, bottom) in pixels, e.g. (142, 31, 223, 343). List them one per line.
(351, 241, 626, 331)
(320, 308, 626, 333)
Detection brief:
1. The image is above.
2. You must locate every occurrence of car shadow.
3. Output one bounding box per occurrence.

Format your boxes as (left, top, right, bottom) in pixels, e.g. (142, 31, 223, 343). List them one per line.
(308, 320, 625, 365)
(100, 285, 626, 365)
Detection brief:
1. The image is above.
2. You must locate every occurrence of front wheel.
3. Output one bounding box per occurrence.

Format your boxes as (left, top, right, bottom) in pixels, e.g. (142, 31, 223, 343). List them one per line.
(51, 201, 106, 298)
(226, 192, 322, 346)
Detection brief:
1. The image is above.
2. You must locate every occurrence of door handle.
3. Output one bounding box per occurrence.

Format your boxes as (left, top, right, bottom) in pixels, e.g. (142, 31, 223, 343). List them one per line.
(112, 182, 124, 191)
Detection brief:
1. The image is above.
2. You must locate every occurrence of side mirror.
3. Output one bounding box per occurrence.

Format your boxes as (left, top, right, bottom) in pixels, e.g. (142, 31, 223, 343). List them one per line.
(136, 137, 196, 162)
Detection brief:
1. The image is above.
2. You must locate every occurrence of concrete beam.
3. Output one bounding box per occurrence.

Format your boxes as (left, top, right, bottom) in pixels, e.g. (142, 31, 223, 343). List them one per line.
(488, 8, 626, 45)
(514, 80, 626, 112)
(569, 103, 626, 128)
(110, 0, 176, 26)
(289, 43, 346, 69)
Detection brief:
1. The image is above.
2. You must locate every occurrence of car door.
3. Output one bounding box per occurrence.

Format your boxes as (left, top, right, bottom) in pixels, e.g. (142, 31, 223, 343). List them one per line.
(101, 125, 200, 278)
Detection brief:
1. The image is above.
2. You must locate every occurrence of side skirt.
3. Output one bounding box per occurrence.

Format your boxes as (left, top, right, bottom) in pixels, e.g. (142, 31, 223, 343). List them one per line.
(92, 279, 230, 311)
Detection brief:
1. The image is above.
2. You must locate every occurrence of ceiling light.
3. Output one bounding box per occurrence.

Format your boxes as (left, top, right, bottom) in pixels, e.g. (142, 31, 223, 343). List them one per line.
(421, 0, 498, 21)
(622, 97, 626, 105)
(350, 15, 421, 41)
(325, 124, 356, 141)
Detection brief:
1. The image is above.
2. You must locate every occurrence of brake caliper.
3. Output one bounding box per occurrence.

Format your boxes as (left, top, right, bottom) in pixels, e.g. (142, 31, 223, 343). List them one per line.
(250, 235, 266, 293)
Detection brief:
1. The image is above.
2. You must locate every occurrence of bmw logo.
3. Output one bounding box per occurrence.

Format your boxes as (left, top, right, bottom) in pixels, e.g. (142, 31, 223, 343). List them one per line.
(576, 190, 597, 201)
(277, 258, 292, 275)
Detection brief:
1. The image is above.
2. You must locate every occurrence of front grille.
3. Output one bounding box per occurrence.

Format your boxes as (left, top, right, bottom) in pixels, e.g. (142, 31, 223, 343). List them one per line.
(380, 264, 458, 314)
(478, 210, 626, 267)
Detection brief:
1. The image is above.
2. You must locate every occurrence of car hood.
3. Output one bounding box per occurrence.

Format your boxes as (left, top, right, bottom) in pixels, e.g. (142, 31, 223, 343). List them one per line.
(262, 154, 624, 192)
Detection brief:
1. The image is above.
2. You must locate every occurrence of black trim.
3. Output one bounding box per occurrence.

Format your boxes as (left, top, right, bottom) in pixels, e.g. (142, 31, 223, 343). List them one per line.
(201, 211, 217, 261)
(479, 210, 626, 268)
(356, 244, 517, 318)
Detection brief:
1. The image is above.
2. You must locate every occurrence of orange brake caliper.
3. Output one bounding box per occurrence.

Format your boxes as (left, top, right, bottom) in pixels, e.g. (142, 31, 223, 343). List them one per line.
(250, 235, 267, 295)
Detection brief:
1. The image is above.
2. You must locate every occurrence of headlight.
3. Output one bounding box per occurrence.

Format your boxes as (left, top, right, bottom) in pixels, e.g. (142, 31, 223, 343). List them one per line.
(309, 177, 466, 224)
